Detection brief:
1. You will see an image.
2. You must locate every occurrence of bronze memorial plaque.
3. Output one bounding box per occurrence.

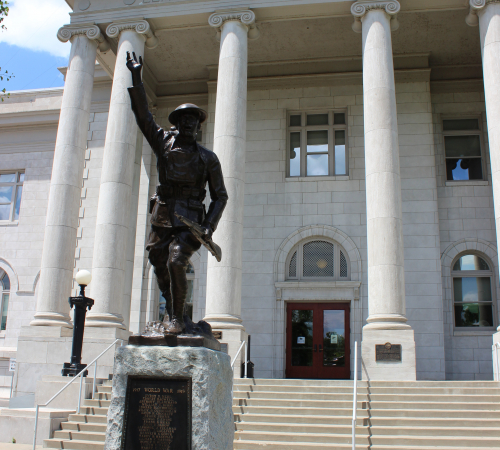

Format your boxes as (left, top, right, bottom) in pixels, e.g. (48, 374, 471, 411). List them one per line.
(375, 343, 402, 362)
(122, 376, 192, 450)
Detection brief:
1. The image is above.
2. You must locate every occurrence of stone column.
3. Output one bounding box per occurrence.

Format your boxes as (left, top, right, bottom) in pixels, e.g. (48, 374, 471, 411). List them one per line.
(86, 20, 157, 329)
(352, 1, 416, 380)
(467, 1, 500, 345)
(31, 25, 108, 327)
(204, 11, 259, 364)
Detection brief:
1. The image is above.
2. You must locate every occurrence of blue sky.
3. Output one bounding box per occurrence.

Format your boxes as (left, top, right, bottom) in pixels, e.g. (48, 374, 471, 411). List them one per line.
(0, 0, 71, 92)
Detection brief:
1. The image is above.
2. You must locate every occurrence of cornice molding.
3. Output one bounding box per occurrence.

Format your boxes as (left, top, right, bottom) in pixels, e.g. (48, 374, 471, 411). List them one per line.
(106, 19, 159, 49)
(466, 0, 500, 26)
(57, 23, 110, 53)
(208, 10, 260, 41)
(351, 1, 401, 33)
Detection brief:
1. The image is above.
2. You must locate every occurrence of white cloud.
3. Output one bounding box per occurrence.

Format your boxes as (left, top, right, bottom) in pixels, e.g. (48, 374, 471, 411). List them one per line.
(0, 0, 72, 58)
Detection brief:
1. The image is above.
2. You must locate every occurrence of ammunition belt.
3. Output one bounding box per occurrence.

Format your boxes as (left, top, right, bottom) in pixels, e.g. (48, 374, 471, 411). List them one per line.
(156, 185, 206, 201)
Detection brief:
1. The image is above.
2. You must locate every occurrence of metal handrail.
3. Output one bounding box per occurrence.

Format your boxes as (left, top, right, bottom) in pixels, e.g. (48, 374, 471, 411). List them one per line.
(32, 339, 120, 450)
(231, 339, 248, 378)
(351, 341, 358, 450)
(493, 342, 500, 381)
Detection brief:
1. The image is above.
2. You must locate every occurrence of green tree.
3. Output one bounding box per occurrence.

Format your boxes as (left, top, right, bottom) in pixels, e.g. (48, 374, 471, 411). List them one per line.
(1, 1, 13, 101)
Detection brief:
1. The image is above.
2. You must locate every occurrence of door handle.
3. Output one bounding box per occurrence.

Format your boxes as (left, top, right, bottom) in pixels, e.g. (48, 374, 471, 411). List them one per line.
(314, 344, 317, 352)
(319, 344, 323, 352)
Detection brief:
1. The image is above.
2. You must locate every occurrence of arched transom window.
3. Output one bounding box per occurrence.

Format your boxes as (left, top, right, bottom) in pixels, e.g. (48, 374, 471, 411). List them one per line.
(452, 253, 494, 328)
(287, 239, 350, 281)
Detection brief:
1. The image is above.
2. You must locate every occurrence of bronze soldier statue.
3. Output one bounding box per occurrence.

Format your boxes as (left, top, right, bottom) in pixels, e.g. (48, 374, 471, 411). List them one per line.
(126, 52, 228, 334)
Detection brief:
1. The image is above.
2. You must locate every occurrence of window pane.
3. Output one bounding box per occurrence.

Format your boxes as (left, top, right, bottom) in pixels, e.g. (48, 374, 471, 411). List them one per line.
(186, 263, 194, 274)
(14, 186, 22, 220)
(335, 130, 346, 175)
(18, 173, 25, 182)
(443, 119, 479, 131)
(307, 154, 328, 176)
(1, 293, 9, 331)
(445, 135, 481, 158)
(306, 114, 328, 126)
(159, 293, 166, 322)
(446, 158, 483, 180)
(290, 115, 301, 127)
(453, 277, 492, 303)
(291, 309, 314, 366)
(334, 113, 346, 125)
(0, 186, 13, 204)
(0, 205, 10, 221)
(1, 273, 10, 291)
(289, 132, 301, 177)
(340, 251, 348, 278)
(307, 130, 328, 153)
(455, 303, 493, 327)
(186, 279, 194, 304)
(303, 240, 334, 277)
(323, 310, 345, 367)
(0, 173, 15, 183)
(453, 254, 490, 271)
(289, 251, 297, 278)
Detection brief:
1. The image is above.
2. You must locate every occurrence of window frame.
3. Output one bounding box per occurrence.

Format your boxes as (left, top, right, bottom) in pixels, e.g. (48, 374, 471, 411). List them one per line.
(0, 270, 10, 333)
(286, 237, 350, 281)
(442, 115, 486, 183)
(287, 110, 348, 178)
(0, 170, 24, 224)
(451, 251, 496, 331)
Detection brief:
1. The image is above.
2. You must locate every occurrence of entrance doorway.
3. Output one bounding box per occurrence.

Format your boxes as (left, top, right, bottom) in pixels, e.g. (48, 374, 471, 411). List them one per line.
(286, 303, 350, 379)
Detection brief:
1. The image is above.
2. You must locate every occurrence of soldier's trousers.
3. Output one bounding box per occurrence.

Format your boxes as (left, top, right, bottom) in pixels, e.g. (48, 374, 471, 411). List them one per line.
(146, 225, 201, 321)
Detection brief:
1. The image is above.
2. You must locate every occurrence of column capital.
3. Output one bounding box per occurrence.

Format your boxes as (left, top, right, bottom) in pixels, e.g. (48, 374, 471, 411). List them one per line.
(466, 0, 500, 26)
(106, 19, 159, 49)
(351, 1, 400, 33)
(209, 10, 260, 40)
(57, 23, 110, 52)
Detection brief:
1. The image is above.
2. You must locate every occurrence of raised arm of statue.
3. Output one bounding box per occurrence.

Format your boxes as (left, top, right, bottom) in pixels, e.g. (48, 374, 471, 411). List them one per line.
(126, 52, 166, 155)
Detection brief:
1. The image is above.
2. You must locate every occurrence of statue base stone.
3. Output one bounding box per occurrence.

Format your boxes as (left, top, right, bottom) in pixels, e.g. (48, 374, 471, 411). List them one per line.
(104, 345, 233, 450)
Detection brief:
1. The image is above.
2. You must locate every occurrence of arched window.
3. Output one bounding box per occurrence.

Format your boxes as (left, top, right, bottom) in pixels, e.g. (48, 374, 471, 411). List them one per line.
(158, 262, 195, 321)
(287, 239, 350, 281)
(0, 271, 10, 331)
(452, 253, 494, 328)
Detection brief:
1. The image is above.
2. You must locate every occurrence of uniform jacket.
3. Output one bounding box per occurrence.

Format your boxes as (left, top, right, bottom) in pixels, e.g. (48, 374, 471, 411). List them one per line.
(128, 83, 228, 230)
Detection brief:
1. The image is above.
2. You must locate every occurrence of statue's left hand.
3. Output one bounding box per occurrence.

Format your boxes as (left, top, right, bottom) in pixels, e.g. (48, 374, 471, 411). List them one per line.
(126, 51, 143, 86)
(201, 225, 213, 241)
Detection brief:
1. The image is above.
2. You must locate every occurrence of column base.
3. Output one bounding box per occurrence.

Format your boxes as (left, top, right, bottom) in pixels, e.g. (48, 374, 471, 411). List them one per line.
(85, 312, 126, 329)
(361, 326, 416, 381)
(493, 330, 500, 381)
(365, 313, 412, 330)
(30, 311, 73, 328)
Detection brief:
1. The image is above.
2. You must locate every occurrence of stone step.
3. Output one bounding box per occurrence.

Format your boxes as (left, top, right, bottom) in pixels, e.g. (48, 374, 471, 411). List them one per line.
(234, 384, 500, 395)
(233, 398, 366, 408)
(68, 414, 107, 424)
(366, 417, 500, 427)
(96, 386, 111, 393)
(61, 422, 107, 433)
(233, 405, 369, 417)
(95, 393, 111, 400)
(235, 422, 370, 435)
(368, 425, 500, 437)
(235, 413, 359, 425)
(78, 407, 109, 416)
(82, 399, 110, 407)
(43, 438, 104, 450)
(369, 401, 500, 410)
(234, 391, 500, 403)
(235, 430, 367, 444)
(234, 442, 500, 450)
(235, 430, 500, 447)
(53, 430, 105, 442)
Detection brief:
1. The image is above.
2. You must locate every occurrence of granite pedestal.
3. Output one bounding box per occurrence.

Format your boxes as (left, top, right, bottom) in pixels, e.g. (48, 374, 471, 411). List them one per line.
(104, 345, 233, 450)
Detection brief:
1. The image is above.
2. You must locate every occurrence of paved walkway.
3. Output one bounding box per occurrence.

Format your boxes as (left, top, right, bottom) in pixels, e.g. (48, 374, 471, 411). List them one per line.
(0, 445, 42, 449)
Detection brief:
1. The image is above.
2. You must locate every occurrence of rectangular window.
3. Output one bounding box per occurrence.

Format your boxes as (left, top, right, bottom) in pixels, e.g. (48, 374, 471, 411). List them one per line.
(443, 118, 484, 181)
(1, 293, 9, 331)
(0, 171, 24, 222)
(288, 111, 348, 177)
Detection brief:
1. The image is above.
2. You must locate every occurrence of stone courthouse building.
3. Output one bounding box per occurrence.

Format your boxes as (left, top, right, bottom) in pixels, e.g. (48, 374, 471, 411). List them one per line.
(1, 0, 500, 399)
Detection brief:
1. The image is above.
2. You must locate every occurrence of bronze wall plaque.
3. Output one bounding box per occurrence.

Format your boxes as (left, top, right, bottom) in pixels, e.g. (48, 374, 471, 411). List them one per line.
(213, 331, 222, 340)
(375, 343, 402, 362)
(122, 376, 192, 450)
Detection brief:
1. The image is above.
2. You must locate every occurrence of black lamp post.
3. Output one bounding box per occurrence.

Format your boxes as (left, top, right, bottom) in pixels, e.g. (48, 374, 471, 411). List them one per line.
(62, 270, 94, 377)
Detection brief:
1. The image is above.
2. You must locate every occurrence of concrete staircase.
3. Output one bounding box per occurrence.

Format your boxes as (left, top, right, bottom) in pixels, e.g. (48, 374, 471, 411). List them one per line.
(43, 378, 500, 449)
(233, 378, 500, 449)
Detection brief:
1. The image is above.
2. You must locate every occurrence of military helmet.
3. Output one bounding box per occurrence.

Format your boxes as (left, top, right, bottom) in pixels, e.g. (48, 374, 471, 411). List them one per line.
(168, 103, 207, 125)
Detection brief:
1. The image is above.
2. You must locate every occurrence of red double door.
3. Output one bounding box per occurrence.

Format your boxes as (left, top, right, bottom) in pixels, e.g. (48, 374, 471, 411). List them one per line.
(286, 303, 350, 379)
